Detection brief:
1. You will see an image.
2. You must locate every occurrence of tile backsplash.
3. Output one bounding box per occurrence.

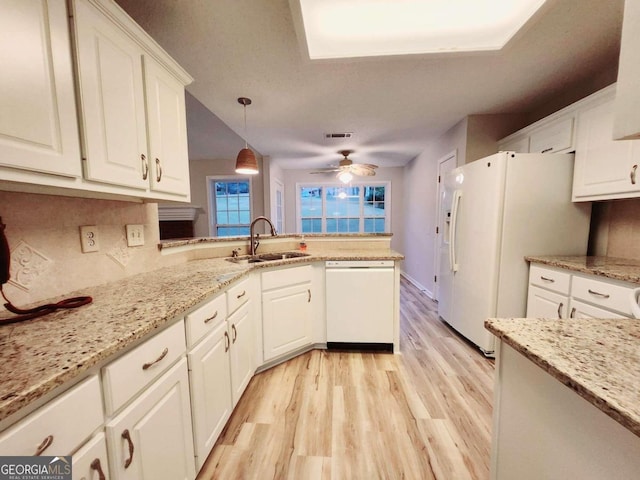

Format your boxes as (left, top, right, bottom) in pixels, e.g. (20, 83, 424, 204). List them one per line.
(604, 198, 640, 260)
(0, 191, 186, 313)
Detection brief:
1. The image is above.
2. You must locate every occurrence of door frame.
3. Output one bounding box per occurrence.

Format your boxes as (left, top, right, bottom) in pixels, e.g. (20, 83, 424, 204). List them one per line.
(433, 150, 457, 301)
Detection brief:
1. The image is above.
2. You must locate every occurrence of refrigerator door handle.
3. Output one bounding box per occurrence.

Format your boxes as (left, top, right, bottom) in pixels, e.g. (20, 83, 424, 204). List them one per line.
(449, 190, 462, 272)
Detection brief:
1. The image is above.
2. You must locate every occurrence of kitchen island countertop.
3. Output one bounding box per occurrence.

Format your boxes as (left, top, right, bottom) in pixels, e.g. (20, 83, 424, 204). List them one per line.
(0, 249, 403, 425)
(485, 317, 640, 438)
(525, 255, 640, 284)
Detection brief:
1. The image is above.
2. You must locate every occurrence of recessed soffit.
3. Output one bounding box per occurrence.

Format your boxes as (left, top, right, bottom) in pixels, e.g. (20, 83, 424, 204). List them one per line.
(295, 0, 548, 59)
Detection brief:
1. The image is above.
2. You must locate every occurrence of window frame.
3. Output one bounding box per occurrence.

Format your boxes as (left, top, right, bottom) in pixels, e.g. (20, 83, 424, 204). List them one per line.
(206, 175, 253, 237)
(295, 181, 391, 234)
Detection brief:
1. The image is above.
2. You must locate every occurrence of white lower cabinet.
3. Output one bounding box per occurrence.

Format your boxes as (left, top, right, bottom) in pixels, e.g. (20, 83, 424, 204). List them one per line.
(187, 320, 232, 470)
(105, 358, 195, 480)
(72, 432, 110, 480)
(526, 286, 569, 319)
(261, 266, 313, 362)
(228, 302, 254, 406)
(567, 299, 629, 319)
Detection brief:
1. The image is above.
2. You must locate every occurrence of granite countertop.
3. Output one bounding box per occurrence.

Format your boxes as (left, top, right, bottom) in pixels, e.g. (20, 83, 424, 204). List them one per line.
(526, 255, 640, 285)
(0, 249, 403, 423)
(486, 317, 640, 438)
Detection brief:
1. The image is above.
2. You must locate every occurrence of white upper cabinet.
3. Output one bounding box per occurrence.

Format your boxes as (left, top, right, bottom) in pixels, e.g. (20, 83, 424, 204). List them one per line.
(73, 0, 149, 190)
(572, 86, 640, 201)
(613, 0, 640, 140)
(0, 0, 81, 177)
(498, 110, 575, 155)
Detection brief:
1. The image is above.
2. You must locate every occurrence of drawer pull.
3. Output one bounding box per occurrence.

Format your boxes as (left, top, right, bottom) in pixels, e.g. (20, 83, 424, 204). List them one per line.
(236, 290, 246, 299)
(541, 147, 553, 154)
(631, 164, 638, 185)
(540, 276, 555, 283)
(155, 158, 162, 182)
(141, 154, 149, 180)
(224, 331, 230, 352)
(142, 347, 169, 370)
(34, 435, 53, 456)
(204, 311, 219, 324)
(308, 289, 311, 303)
(570, 307, 576, 318)
(122, 429, 134, 468)
(557, 302, 563, 319)
(587, 289, 610, 299)
(231, 324, 237, 343)
(90, 458, 106, 480)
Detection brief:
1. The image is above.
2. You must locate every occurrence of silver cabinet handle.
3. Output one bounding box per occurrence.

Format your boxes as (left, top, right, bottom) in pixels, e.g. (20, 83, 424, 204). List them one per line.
(141, 154, 149, 180)
(631, 164, 638, 185)
(224, 331, 230, 352)
(557, 302, 563, 318)
(570, 307, 576, 318)
(90, 458, 106, 480)
(142, 347, 168, 370)
(34, 435, 53, 456)
(122, 429, 134, 469)
(540, 276, 555, 282)
(587, 289, 610, 299)
(204, 311, 218, 324)
(237, 290, 246, 299)
(155, 158, 162, 182)
(541, 147, 553, 154)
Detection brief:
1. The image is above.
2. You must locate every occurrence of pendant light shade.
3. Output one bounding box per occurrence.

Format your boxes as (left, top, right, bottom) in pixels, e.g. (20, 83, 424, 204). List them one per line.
(235, 97, 259, 175)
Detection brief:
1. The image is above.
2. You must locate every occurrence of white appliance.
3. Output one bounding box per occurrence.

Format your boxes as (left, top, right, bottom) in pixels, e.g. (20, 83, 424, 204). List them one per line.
(438, 152, 591, 356)
(631, 288, 640, 319)
(325, 260, 394, 351)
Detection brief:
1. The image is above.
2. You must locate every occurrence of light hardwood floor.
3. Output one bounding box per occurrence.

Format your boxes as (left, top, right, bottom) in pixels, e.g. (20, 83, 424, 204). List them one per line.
(197, 277, 495, 479)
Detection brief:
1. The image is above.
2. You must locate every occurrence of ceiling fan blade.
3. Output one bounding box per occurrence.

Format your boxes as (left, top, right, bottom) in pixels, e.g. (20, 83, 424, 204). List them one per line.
(350, 164, 377, 176)
(310, 168, 341, 174)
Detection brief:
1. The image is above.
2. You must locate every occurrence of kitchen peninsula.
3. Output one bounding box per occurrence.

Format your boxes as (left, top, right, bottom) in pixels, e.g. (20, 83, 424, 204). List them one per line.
(486, 255, 640, 480)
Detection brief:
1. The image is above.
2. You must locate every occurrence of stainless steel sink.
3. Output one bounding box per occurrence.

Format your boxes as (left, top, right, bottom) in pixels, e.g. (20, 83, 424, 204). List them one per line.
(227, 251, 310, 264)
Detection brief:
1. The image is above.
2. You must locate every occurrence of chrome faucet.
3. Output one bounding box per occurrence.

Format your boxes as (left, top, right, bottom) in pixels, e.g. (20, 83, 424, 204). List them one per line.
(250, 216, 277, 256)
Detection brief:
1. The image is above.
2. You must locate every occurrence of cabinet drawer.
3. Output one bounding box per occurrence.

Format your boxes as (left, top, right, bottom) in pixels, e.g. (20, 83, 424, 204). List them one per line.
(569, 299, 630, 319)
(529, 265, 571, 295)
(102, 320, 186, 415)
(0, 376, 102, 456)
(262, 265, 312, 290)
(185, 293, 227, 347)
(571, 275, 634, 316)
(529, 116, 574, 154)
(227, 278, 250, 314)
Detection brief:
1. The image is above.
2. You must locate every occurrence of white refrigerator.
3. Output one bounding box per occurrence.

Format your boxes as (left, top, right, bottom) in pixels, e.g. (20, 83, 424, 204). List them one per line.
(438, 152, 591, 356)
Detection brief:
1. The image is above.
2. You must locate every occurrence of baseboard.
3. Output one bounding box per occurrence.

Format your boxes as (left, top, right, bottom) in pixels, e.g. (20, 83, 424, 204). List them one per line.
(400, 272, 434, 299)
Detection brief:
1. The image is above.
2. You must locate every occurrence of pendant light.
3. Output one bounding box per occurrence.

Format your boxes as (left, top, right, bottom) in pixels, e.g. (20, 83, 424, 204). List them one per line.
(235, 97, 259, 175)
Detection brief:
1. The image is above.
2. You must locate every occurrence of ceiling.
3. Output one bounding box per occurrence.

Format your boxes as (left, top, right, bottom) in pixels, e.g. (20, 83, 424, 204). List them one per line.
(114, 0, 624, 170)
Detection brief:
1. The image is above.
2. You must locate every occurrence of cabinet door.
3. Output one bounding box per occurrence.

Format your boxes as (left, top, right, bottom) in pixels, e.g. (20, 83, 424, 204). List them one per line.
(568, 299, 629, 319)
(499, 135, 530, 153)
(262, 283, 312, 361)
(529, 116, 574, 154)
(228, 302, 254, 406)
(526, 286, 569, 319)
(0, 0, 81, 177)
(187, 321, 232, 470)
(572, 97, 640, 201)
(73, 0, 149, 190)
(106, 358, 195, 480)
(72, 432, 110, 480)
(144, 56, 190, 197)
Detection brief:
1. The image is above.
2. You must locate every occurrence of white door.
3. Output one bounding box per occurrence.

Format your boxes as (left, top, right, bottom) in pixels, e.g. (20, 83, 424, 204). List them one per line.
(73, 0, 149, 189)
(272, 179, 285, 234)
(434, 152, 457, 300)
(144, 56, 190, 197)
(0, 0, 81, 177)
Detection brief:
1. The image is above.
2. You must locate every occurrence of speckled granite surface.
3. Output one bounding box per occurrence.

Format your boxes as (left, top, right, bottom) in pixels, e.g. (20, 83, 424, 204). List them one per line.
(0, 249, 403, 423)
(526, 255, 640, 285)
(486, 317, 640, 438)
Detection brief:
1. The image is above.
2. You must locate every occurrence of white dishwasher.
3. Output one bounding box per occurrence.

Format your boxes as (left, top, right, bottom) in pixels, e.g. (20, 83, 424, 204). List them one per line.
(325, 260, 395, 351)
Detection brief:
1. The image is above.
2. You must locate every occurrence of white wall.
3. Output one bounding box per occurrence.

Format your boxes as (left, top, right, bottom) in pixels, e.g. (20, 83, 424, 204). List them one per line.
(279, 167, 405, 252)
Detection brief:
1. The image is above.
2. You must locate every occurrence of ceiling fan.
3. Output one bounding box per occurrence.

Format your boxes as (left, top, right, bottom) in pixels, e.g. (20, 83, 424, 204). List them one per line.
(311, 150, 378, 183)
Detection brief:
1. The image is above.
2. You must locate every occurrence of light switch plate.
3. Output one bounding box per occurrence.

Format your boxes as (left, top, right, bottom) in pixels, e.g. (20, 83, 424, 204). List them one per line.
(126, 224, 145, 247)
(79, 226, 99, 253)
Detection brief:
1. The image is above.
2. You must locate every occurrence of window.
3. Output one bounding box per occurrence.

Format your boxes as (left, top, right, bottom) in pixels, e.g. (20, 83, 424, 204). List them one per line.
(297, 182, 389, 233)
(208, 177, 251, 236)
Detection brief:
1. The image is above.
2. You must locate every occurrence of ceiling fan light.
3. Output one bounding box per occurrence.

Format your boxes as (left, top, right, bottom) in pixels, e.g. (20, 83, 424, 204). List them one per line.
(338, 171, 353, 183)
(235, 148, 259, 174)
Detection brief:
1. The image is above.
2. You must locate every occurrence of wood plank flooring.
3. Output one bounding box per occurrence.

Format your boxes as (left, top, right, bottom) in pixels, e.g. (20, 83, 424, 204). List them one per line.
(197, 277, 495, 479)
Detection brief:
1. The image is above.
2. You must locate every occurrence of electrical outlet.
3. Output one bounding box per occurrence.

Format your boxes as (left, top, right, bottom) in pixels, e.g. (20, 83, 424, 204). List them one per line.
(126, 224, 145, 247)
(79, 226, 99, 253)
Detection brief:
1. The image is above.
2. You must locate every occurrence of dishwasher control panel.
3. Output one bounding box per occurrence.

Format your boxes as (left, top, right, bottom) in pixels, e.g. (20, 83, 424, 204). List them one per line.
(325, 260, 394, 268)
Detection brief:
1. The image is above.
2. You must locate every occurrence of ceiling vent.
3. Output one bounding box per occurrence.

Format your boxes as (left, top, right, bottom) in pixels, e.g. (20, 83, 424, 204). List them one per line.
(324, 132, 353, 139)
